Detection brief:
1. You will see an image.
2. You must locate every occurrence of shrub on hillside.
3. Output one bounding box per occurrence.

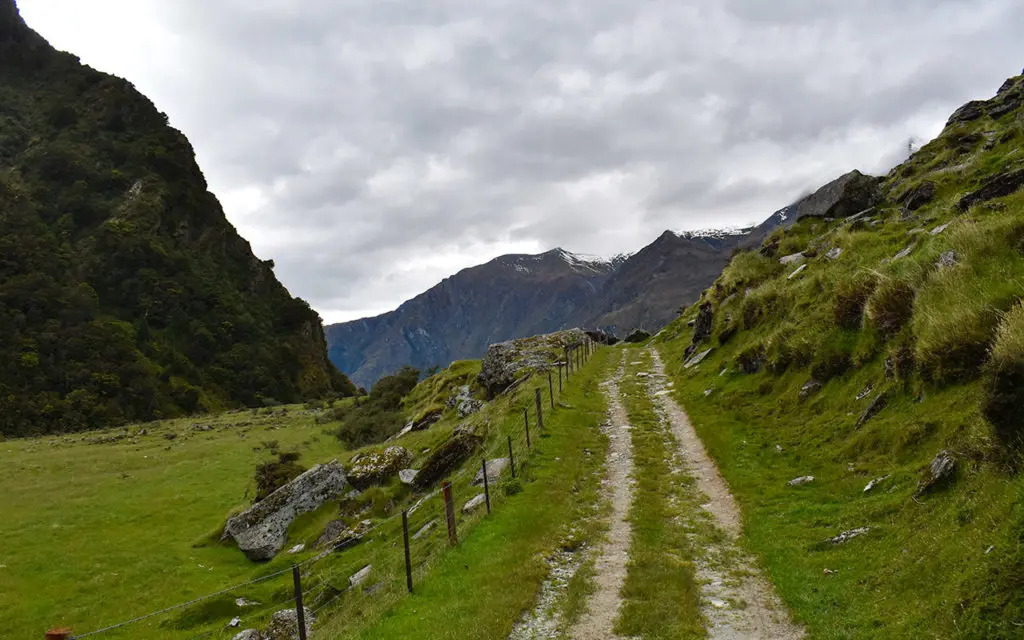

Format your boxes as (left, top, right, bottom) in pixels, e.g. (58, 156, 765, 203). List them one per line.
(866, 277, 917, 338)
(833, 273, 878, 330)
(254, 451, 306, 502)
(741, 282, 791, 330)
(983, 302, 1024, 450)
(328, 366, 421, 447)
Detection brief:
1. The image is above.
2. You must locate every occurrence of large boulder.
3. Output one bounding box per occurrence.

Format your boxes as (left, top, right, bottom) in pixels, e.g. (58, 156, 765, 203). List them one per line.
(414, 425, 482, 489)
(898, 180, 936, 211)
(223, 462, 349, 561)
(586, 329, 620, 345)
(946, 100, 987, 126)
(477, 329, 587, 397)
(347, 446, 412, 490)
(623, 328, 652, 343)
(794, 170, 881, 222)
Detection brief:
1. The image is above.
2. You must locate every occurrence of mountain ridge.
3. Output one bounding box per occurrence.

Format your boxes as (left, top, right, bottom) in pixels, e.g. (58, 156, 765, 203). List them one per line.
(327, 228, 748, 387)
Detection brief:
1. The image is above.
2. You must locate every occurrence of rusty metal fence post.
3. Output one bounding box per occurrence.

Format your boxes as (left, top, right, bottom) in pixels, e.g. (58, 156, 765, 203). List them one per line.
(443, 481, 458, 545)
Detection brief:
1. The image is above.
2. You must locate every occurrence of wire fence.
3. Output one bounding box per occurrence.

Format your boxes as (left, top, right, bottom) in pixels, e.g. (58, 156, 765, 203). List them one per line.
(49, 337, 598, 640)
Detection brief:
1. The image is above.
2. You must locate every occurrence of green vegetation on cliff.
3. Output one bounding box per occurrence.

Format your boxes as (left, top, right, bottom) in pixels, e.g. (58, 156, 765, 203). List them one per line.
(0, 2, 354, 436)
(656, 74, 1024, 638)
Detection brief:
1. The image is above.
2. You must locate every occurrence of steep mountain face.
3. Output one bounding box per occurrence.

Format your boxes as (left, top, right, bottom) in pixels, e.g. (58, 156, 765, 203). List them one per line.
(327, 231, 745, 387)
(584, 230, 745, 331)
(327, 249, 619, 387)
(0, 1, 354, 436)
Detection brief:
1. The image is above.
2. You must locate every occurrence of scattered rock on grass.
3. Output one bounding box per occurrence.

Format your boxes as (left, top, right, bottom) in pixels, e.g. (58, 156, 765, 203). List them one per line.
(936, 250, 959, 269)
(684, 348, 713, 369)
(399, 469, 419, 485)
(824, 247, 843, 260)
(799, 380, 823, 400)
(915, 450, 956, 497)
(472, 458, 510, 486)
(787, 264, 808, 280)
(787, 476, 815, 487)
(413, 519, 437, 540)
(828, 527, 870, 545)
(414, 425, 482, 489)
(856, 383, 874, 401)
(349, 565, 372, 588)
(779, 252, 805, 265)
(463, 493, 487, 513)
(863, 475, 889, 493)
(448, 385, 483, 417)
(856, 393, 888, 428)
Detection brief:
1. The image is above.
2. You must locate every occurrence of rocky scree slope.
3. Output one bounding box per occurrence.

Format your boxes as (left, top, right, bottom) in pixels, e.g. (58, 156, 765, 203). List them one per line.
(328, 232, 744, 388)
(657, 73, 1024, 638)
(0, 1, 355, 436)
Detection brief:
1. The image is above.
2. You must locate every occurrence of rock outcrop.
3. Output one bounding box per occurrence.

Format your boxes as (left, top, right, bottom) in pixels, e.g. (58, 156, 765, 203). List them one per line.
(623, 329, 652, 343)
(224, 462, 349, 561)
(794, 170, 882, 222)
(477, 329, 586, 397)
(347, 447, 411, 490)
(233, 608, 315, 640)
(472, 458, 510, 486)
(957, 169, 1024, 211)
(414, 425, 483, 488)
(447, 385, 483, 417)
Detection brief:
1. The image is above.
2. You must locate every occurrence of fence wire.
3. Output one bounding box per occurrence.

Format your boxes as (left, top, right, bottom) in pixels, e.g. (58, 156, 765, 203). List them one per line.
(63, 340, 596, 640)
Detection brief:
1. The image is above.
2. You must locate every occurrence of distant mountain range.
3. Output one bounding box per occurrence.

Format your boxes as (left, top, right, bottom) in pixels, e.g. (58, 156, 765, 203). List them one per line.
(326, 228, 752, 388)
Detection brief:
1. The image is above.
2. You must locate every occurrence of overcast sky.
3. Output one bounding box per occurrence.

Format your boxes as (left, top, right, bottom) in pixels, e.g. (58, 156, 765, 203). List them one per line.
(18, 0, 1024, 323)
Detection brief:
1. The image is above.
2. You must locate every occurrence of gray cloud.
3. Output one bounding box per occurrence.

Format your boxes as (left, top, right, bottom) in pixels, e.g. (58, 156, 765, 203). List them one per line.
(19, 0, 1024, 321)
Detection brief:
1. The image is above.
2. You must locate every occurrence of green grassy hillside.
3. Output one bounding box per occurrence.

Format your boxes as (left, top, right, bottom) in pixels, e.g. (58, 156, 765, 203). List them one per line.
(654, 74, 1024, 638)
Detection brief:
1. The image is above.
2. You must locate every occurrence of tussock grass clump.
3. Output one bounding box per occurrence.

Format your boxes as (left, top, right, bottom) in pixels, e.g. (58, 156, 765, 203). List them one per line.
(983, 302, 1024, 450)
(914, 219, 1024, 383)
(866, 275, 918, 338)
(718, 250, 784, 294)
(741, 281, 792, 330)
(833, 272, 879, 330)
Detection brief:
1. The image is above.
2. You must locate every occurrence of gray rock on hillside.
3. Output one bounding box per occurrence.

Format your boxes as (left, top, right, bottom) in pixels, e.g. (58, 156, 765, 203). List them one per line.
(447, 385, 483, 417)
(473, 458, 510, 486)
(623, 328, 652, 343)
(477, 329, 587, 397)
(795, 170, 882, 222)
(915, 450, 957, 497)
(414, 425, 483, 489)
(224, 462, 349, 561)
(957, 169, 1024, 211)
(347, 447, 412, 490)
(899, 180, 936, 210)
(232, 608, 315, 640)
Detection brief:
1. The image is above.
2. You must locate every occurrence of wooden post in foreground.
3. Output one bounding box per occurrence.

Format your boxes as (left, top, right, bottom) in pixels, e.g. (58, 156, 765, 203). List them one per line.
(535, 388, 544, 431)
(508, 435, 516, 478)
(292, 565, 308, 640)
(443, 481, 458, 545)
(548, 370, 555, 409)
(481, 458, 491, 513)
(524, 407, 531, 448)
(558, 362, 563, 392)
(45, 630, 72, 640)
(402, 510, 413, 593)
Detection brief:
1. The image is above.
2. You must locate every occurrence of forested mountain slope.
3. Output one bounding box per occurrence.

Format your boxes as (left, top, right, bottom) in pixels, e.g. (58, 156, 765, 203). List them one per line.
(0, 0, 354, 436)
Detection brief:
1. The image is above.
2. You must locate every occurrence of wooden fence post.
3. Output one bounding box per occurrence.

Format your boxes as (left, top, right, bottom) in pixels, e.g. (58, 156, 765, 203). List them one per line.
(45, 630, 72, 640)
(508, 435, 516, 478)
(524, 407, 531, 448)
(535, 388, 544, 431)
(443, 481, 458, 545)
(292, 565, 307, 640)
(548, 370, 554, 409)
(558, 362, 563, 392)
(402, 510, 413, 593)
(482, 458, 491, 513)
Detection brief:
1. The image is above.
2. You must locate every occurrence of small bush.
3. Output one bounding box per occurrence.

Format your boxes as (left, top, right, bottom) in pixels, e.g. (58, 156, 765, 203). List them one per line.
(833, 273, 878, 330)
(254, 451, 306, 502)
(983, 302, 1024, 450)
(866, 277, 917, 338)
(741, 283, 791, 330)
